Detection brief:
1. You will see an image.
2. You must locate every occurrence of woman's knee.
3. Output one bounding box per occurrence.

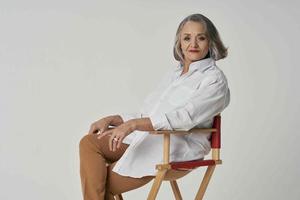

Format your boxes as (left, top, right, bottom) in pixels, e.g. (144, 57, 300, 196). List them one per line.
(79, 134, 109, 155)
(79, 134, 93, 149)
(79, 134, 103, 151)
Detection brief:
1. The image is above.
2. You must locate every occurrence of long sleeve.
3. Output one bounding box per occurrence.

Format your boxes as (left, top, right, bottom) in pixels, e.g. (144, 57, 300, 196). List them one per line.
(149, 75, 230, 131)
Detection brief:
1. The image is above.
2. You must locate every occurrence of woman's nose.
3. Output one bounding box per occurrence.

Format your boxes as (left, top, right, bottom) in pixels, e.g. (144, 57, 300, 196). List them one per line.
(191, 38, 198, 47)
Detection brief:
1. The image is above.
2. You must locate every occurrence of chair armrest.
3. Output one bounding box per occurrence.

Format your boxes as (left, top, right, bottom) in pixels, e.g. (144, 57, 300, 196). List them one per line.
(148, 128, 217, 135)
(107, 126, 216, 135)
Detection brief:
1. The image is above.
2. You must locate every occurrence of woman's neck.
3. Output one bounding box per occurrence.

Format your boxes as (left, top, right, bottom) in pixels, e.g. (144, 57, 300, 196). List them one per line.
(181, 53, 210, 76)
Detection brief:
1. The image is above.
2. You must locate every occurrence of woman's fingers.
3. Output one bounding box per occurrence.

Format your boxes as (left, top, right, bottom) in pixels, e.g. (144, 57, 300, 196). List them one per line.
(102, 128, 125, 151)
(112, 139, 116, 151)
(111, 136, 124, 151)
(109, 134, 119, 152)
(112, 137, 120, 152)
(116, 137, 124, 149)
(109, 134, 113, 151)
(97, 129, 111, 140)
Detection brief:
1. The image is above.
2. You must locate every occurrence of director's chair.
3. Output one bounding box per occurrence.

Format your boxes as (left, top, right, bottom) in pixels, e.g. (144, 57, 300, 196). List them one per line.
(115, 114, 222, 200)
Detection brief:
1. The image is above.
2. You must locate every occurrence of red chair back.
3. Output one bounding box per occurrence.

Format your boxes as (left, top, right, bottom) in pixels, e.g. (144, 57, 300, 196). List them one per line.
(210, 115, 221, 149)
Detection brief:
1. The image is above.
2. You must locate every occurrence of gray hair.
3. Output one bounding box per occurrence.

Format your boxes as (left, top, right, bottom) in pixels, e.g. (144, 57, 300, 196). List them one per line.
(173, 13, 228, 65)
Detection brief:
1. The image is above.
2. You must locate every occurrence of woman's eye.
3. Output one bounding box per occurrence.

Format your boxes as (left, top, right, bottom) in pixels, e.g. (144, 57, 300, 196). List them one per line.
(183, 37, 205, 41)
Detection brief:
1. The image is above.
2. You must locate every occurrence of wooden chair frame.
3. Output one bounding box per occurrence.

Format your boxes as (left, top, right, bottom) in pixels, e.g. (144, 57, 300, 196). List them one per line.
(115, 114, 222, 200)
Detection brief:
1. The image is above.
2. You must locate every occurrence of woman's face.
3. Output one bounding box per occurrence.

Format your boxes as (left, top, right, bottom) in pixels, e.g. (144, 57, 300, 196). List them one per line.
(180, 21, 209, 65)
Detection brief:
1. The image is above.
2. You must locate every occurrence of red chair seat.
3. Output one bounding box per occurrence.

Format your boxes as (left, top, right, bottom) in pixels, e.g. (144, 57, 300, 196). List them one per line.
(170, 159, 219, 170)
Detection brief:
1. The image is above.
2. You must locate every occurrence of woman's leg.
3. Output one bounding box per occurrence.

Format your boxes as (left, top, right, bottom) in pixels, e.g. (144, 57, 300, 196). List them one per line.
(79, 133, 192, 200)
(79, 134, 129, 200)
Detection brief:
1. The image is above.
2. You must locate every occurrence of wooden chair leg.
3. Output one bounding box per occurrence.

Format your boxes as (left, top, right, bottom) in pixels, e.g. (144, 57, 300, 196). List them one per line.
(115, 194, 123, 200)
(194, 165, 216, 200)
(147, 170, 167, 200)
(170, 180, 183, 200)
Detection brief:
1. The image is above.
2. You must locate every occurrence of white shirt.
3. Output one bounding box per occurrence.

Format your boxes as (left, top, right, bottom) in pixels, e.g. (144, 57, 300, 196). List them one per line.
(112, 57, 230, 178)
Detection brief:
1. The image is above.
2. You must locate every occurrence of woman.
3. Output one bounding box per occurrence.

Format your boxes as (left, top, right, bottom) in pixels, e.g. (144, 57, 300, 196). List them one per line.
(79, 13, 230, 200)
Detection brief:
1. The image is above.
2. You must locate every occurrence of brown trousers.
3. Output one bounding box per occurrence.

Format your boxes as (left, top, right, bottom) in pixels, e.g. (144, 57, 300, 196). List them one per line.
(79, 134, 154, 200)
(79, 133, 191, 200)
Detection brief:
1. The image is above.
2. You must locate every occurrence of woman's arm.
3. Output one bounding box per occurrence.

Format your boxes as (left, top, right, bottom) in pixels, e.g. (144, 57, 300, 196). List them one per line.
(103, 115, 154, 131)
(105, 115, 124, 126)
(128, 118, 155, 131)
(102, 116, 155, 133)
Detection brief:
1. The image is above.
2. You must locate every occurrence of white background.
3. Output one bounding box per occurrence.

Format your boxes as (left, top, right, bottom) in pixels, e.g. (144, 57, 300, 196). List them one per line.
(1, 0, 299, 199)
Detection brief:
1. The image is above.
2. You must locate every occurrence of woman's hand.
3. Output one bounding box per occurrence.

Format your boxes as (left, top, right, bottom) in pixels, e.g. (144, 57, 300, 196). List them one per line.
(88, 116, 115, 135)
(97, 121, 136, 151)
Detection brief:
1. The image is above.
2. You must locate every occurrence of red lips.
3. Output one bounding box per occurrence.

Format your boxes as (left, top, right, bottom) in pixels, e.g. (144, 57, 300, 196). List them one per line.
(189, 49, 199, 52)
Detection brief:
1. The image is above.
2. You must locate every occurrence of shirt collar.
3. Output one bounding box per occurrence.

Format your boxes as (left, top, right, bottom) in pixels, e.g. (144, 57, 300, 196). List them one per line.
(176, 57, 215, 73)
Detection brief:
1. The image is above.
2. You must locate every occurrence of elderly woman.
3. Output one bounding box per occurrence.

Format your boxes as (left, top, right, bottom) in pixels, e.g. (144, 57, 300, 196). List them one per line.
(79, 13, 230, 200)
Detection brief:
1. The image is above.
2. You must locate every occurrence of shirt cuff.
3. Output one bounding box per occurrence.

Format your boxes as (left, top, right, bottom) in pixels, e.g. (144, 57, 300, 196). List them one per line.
(148, 113, 173, 130)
